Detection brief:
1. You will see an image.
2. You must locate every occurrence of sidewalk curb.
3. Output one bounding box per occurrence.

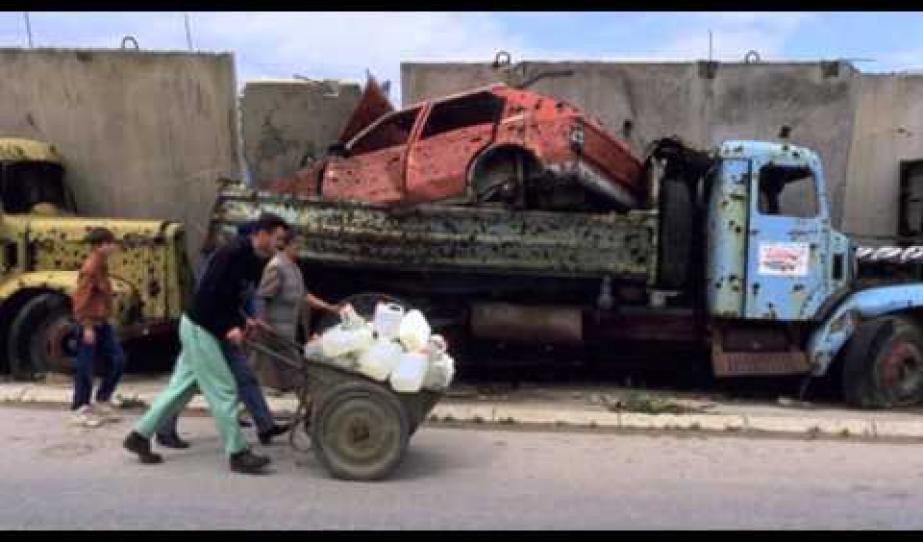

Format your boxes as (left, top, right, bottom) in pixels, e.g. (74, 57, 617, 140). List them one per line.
(422, 404, 917, 441)
(3, 384, 922, 441)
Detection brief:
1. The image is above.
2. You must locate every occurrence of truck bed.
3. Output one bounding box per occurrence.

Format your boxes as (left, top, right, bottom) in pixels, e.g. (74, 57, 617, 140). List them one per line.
(211, 183, 659, 283)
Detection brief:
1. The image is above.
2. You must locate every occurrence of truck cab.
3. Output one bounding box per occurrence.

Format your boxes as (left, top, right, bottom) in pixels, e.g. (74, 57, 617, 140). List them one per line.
(0, 138, 192, 380)
(706, 140, 852, 323)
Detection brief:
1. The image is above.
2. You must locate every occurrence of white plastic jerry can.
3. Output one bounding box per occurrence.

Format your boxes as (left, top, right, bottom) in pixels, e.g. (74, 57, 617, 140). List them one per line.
(357, 339, 403, 382)
(321, 322, 374, 358)
(398, 309, 431, 352)
(373, 302, 405, 340)
(390, 352, 428, 393)
(423, 353, 456, 391)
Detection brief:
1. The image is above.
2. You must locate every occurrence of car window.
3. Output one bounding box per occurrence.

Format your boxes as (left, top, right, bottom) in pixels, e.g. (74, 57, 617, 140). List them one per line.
(349, 107, 421, 155)
(421, 92, 504, 140)
(757, 165, 818, 218)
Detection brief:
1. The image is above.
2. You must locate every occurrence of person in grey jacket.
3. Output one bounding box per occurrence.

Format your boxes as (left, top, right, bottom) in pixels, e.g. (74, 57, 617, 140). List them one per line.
(252, 231, 347, 389)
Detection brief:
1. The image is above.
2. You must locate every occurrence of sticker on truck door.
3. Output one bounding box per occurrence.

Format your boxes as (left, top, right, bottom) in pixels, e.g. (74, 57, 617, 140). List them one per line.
(758, 242, 809, 277)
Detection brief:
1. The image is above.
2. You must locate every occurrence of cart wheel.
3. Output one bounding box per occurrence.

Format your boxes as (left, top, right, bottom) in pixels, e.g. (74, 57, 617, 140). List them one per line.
(311, 381, 410, 481)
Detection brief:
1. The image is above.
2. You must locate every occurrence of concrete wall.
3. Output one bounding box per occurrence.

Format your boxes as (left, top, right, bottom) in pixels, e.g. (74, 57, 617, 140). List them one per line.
(843, 74, 923, 239)
(0, 48, 240, 262)
(241, 79, 361, 187)
(401, 61, 861, 230)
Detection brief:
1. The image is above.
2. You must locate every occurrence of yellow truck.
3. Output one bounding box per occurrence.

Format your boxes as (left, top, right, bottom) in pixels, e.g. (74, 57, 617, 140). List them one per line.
(0, 138, 193, 380)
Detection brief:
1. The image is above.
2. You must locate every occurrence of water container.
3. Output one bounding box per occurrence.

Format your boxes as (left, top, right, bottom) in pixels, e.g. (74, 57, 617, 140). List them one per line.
(373, 302, 405, 340)
(398, 309, 431, 352)
(321, 322, 374, 358)
(423, 353, 455, 391)
(357, 339, 403, 382)
(390, 352, 428, 393)
(304, 339, 325, 360)
(426, 335, 447, 357)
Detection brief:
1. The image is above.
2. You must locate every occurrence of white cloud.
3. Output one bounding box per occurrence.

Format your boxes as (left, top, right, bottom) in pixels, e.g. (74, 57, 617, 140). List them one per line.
(183, 12, 531, 103)
(651, 12, 813, 62)
(871, 48, 923, 72)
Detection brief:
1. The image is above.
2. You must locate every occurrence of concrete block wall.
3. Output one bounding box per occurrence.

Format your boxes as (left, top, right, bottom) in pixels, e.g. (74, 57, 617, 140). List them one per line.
(0, 48, 240, 262)
(240, 79, 361, 187)
(843, 74, 923, 238)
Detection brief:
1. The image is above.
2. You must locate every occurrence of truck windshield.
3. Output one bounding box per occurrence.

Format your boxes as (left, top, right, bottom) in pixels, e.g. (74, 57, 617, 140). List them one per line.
(0, 161, 73, 214)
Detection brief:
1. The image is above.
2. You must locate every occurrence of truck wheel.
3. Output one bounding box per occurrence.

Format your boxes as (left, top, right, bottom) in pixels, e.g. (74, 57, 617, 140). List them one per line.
(316, 292, 413, 334)
(7, 293, 77, 380)
(311, 380, 410, 481)
(657, 178, 694, 289)
(842, 316, 923, 409)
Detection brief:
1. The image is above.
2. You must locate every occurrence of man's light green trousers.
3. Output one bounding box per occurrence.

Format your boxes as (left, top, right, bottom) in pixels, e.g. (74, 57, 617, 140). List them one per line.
(133, 315, 248, 456)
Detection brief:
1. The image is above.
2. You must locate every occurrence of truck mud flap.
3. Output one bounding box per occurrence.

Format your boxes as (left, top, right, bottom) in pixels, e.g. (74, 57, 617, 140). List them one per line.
(711, 326, 811, 377)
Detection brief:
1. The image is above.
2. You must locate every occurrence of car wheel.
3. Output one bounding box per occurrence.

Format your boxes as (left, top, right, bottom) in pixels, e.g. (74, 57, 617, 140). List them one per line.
(471, 149, 538, 206)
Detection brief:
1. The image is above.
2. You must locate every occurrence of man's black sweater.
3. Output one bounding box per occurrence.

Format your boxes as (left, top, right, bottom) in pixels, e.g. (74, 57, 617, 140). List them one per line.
(187, 236, 266, 339)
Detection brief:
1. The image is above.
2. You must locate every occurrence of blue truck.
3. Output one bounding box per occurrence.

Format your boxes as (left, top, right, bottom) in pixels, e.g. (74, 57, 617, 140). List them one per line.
(211, 136, 923, 410)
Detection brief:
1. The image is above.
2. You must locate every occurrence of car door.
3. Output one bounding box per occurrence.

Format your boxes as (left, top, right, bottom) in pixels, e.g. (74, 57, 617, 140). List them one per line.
(745, 157, 831, 320)
(322, 107, 421, 204)
(405, 91, 503, 203)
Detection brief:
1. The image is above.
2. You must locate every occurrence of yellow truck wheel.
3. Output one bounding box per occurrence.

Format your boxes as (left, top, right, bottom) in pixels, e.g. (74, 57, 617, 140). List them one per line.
(7, 293, 75, 379)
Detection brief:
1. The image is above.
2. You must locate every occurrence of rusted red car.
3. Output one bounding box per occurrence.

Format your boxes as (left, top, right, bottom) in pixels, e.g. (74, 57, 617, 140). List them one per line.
(270, 82, 644, 211)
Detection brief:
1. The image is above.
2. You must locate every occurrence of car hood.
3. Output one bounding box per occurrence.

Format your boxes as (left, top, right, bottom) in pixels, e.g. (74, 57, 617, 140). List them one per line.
(337, 74, 394, 144)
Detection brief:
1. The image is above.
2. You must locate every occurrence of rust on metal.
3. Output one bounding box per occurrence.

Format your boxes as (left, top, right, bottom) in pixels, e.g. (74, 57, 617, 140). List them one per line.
(710, 325, 811, 376)
(271, 83, 644, 211)
(212, 182, 658, 282)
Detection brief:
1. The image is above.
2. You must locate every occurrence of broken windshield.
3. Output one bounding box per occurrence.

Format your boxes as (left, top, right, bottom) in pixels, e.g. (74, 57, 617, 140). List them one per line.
(0, 161, 74, 214)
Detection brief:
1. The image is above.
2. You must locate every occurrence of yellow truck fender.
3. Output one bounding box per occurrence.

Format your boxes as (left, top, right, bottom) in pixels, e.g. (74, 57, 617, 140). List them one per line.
(0, 271, 140, 326)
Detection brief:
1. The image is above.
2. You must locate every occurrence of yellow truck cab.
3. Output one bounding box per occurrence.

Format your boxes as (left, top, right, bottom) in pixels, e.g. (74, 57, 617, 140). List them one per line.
(0, 138, 192, 380)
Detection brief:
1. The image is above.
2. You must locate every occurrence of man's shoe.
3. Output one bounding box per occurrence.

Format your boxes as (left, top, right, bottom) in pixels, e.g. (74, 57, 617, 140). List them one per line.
(258, 423, 291, 445)
(123, 431, 163, 464)
(93, 402, 122, 423)
(70, 405, 103, 428)
(155, 432, 190, 449)
(229, 449, 271, 474)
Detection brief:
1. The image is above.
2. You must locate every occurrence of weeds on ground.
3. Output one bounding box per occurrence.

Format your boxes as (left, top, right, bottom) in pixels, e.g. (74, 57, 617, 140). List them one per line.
(602, 390, 707, 415)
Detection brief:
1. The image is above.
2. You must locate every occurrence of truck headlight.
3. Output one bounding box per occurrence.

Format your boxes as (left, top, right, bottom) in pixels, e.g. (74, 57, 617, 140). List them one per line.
(569, 124, 585, 151)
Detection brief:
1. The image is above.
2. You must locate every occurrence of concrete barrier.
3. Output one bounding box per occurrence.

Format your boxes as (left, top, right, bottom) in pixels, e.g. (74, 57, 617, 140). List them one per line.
(0, 48, 241, 262)
(241, 79, 361, 187)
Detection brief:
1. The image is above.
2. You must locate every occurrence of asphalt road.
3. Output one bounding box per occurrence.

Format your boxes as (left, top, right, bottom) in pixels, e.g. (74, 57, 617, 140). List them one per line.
(2, 404, 922, 529)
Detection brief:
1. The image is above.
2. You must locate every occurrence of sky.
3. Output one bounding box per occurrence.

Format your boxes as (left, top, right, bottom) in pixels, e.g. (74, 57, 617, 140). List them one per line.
(1, 12, 922, 105)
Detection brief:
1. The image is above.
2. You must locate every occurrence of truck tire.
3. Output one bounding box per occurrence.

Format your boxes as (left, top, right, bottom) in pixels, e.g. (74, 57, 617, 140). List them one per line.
(657, 178, 694, 289)
(7, 293, 77, 380)
(841, 316, 923, 409)
(311, 380, 410, 481)
(316, 292, 413, 334)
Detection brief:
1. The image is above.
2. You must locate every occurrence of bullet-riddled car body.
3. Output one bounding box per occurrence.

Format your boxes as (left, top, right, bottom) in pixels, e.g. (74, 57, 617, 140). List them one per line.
(272, 84, 645, 211)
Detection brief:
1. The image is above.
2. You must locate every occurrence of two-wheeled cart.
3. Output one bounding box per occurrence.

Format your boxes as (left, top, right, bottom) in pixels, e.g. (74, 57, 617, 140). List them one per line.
(244, 328, 443, 481)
